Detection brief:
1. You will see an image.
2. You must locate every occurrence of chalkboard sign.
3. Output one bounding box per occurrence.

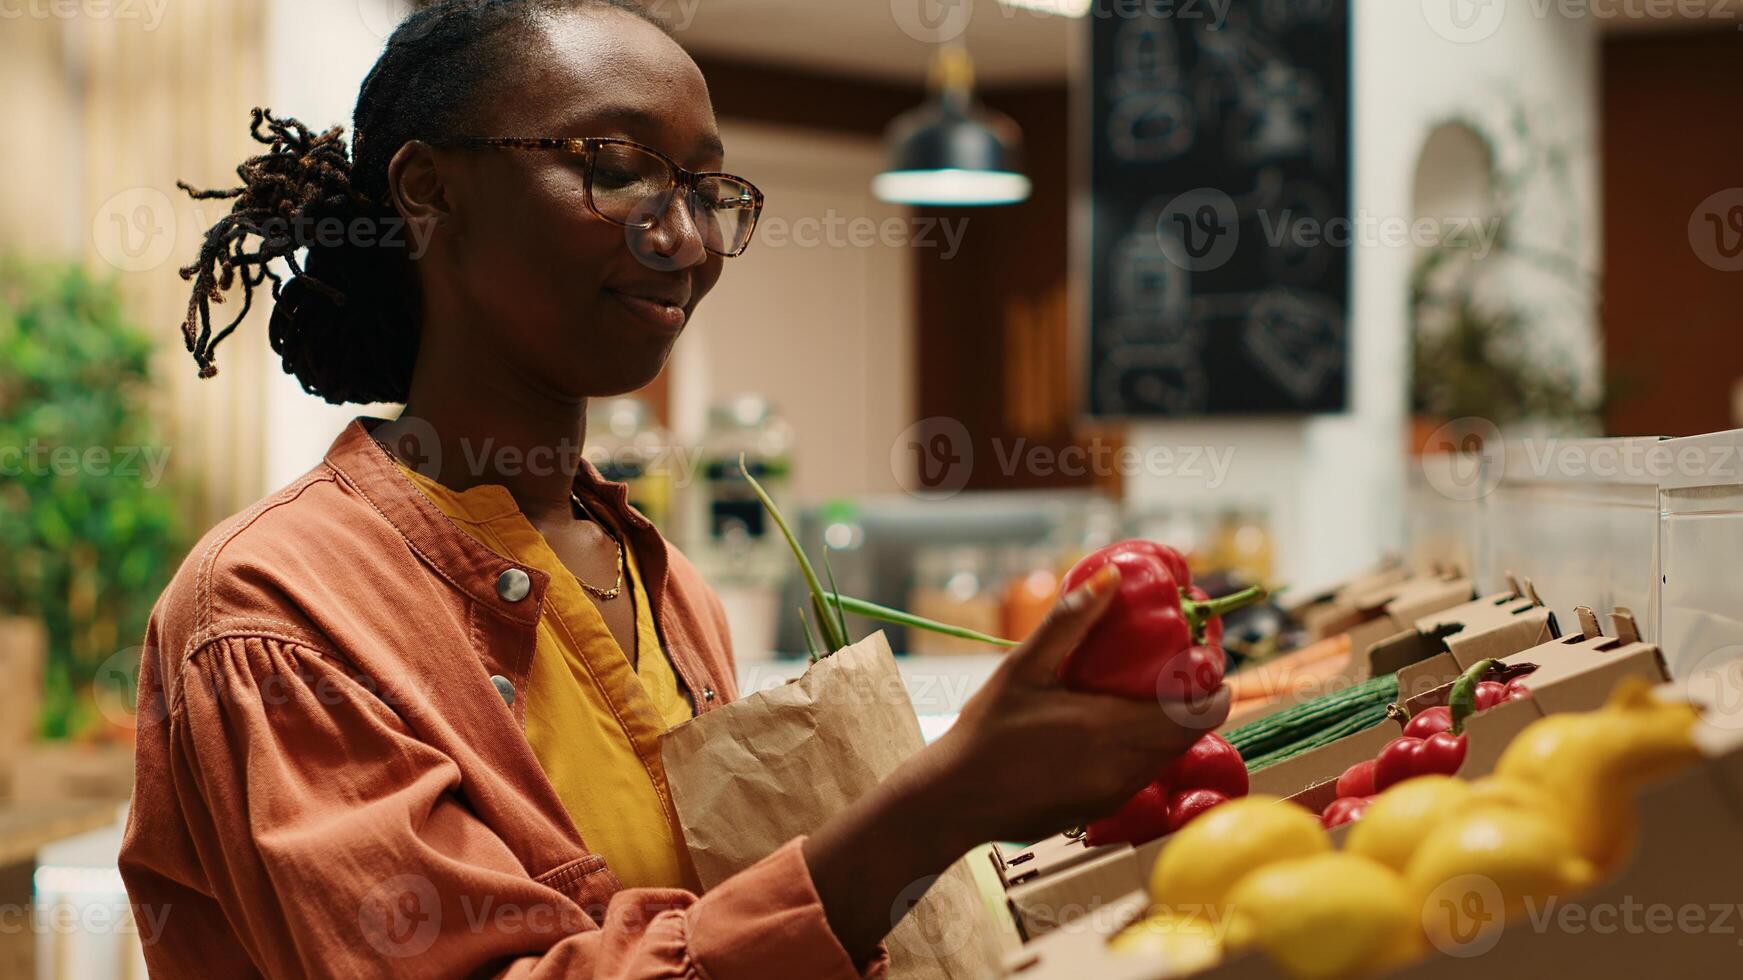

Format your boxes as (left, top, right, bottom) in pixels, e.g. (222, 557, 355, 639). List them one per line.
(1087, 0, 1350, 417)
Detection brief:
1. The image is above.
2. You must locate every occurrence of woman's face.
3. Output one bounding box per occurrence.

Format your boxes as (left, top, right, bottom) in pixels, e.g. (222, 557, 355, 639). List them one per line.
(427, 8, 728, 398)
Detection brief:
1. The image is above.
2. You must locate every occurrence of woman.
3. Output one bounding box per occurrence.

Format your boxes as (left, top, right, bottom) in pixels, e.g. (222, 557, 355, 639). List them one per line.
(121, 1, 1226, 976)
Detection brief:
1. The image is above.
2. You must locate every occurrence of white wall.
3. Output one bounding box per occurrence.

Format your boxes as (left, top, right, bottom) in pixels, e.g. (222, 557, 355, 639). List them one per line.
(261, 0, 396, 489)
(668, 121, 915, 502)
(1125, 0, 1602, 591)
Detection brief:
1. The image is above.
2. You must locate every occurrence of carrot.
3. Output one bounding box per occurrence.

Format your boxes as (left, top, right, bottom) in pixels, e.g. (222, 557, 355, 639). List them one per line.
(1223, 633, 1352, 703)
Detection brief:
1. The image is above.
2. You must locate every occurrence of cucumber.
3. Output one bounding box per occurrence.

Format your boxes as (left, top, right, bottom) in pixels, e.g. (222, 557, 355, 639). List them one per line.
(1224, 673, 1399, 763)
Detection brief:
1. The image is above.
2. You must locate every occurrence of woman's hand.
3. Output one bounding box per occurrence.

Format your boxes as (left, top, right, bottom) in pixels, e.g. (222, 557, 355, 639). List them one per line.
(923, 564, 1231, 846)
(803, 565, 1230, 963)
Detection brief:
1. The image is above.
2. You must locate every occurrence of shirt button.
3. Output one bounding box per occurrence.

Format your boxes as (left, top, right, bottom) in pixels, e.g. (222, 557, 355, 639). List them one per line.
(490, 674, 516, 706)
(496, 568, 531, 602)
(702, 687, 716, 702)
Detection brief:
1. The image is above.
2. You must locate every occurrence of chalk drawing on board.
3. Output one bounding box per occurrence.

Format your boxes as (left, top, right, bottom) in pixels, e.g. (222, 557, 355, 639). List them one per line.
(1111, 18, 1182, 96)
(1098, 343, 1210, 416)
(1107, 93, 1195, 164)
(1240, 288, 1343, 403)
(1256, 178, 1335, 283)
(1110, 229, 1191, 319)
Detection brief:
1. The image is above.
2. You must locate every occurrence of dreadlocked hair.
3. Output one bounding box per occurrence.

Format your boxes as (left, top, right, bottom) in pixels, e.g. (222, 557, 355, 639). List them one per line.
(177, 0, 672, 405)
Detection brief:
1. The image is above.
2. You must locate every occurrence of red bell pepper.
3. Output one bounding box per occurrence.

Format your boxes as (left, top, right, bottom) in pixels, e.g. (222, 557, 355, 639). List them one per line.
(1084, 732, 1248, 846)
(1373, 658, 1499, 792)
(1321, 795, 1374, 829)
(1058, 541, 1265, 702)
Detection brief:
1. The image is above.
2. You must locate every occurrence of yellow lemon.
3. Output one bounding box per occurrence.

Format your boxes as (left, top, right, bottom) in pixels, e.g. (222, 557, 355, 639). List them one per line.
(1406, 807, 1596, 952)
(1148, 796, 1329, 918)
(1223, 853, 1420, 980)
(1344, 776, 1471, 873)
(1493, 678, 1700, 867)
(1108, 909, 1222, 973)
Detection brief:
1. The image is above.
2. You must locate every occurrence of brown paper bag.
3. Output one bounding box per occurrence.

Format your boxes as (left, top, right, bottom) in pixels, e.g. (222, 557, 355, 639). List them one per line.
(660, 632, 1003, 979)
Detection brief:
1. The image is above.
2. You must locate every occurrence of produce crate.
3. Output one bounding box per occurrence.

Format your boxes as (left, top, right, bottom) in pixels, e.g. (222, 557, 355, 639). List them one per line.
(994, 584, 1555, 942)
(1233, 573, 1477, 728)
(1003, 665, 1743, 979)
(1284, 560, 1413, 642)
(1257, 607, 1662, 802)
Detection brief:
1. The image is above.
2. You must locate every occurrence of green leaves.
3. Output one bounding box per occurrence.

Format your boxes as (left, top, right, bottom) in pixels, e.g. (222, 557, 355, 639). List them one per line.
(0, 260, 185, 738)
(740, 454, 850, 655)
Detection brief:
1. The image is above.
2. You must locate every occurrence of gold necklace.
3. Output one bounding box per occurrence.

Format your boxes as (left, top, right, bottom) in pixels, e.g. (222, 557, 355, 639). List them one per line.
(569, 493, 625, 601)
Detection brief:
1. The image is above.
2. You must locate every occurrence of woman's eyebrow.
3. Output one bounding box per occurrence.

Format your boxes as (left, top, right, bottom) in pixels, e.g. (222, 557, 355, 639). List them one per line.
(564, 104, 725, 163)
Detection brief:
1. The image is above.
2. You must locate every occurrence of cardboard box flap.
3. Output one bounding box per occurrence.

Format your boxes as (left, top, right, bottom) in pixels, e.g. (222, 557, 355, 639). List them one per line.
(994, 833, 1116, 888)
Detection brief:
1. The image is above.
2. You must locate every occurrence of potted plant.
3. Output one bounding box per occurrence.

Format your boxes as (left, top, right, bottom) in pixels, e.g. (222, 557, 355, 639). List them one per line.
(0, 261, 184, 748)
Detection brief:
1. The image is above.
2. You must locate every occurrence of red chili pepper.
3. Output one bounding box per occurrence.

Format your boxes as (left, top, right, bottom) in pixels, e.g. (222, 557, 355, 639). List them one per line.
(1321, 795, 1374, 829)
(1336, 758, 1377, 799)
(1372, 658, 1497, 792)
(1083, 733, 1248, 846)
(1506, 679, 1532, 702)
(1058, 541, 1265, 702)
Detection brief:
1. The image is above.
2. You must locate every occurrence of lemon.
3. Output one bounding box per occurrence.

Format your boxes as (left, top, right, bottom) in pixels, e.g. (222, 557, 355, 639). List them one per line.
(1223, 853, 1420, 980)
(1148, 795, 1330, 918)
(1406, 807, 1596, 950)
(1108, 909, 1221, 973)
(1344, 776, 1471, 873)
(1493, 679, 1700, 867)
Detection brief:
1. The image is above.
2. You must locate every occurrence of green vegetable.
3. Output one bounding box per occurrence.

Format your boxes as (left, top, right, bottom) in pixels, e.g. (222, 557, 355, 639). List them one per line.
(1225, 673, 1400, 768)
(824, 593, 1018, 648)
(741, 454, 848, 657)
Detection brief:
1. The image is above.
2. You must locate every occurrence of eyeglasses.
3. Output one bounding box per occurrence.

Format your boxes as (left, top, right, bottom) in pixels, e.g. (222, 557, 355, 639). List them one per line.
(436, 136, 764, 257)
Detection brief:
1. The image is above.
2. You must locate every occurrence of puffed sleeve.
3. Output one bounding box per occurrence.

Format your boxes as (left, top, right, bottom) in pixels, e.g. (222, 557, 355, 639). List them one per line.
(123, 633, 882, 979)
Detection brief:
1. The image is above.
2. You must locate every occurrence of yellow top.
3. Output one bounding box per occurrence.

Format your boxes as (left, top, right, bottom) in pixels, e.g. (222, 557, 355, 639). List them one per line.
(394, 462, 697, 891)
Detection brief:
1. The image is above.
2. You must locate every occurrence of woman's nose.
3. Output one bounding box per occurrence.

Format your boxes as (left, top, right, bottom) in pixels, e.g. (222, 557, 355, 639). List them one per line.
(626, 191, 708, 272)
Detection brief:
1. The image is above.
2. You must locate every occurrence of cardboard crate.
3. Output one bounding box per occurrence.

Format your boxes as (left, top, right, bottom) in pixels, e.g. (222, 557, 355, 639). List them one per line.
(996, 578, 1554, 941)
(1004, 613, 1713, 980)
(1249, 584, 1556, 797)
(1256, 606, 1654, 801)
(1285, 560, 1414, 642)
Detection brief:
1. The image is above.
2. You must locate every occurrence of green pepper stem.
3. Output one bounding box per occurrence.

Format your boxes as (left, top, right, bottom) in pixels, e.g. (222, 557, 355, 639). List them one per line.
(1181, 584, 1269, 644)
(1447, 657, 1500, 736)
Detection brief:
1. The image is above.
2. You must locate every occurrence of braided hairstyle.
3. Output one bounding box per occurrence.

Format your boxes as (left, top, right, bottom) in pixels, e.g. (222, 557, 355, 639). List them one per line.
(178, 0, 671, 405)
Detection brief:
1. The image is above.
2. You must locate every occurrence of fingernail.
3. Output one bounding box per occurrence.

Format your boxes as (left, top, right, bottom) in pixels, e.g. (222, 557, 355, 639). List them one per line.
(1085, 565, 1120, 597)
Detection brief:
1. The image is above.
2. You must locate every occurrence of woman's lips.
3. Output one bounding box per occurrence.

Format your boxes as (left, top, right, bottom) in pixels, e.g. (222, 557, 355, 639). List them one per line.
(605, 289, 687, 332)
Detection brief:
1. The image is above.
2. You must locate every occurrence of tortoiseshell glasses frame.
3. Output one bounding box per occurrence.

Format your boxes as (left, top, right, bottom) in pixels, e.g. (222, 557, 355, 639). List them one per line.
(435, 136, 765, 257)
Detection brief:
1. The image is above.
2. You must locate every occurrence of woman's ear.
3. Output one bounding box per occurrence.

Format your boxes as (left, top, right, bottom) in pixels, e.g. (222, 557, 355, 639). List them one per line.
(386, 140, 451, 250)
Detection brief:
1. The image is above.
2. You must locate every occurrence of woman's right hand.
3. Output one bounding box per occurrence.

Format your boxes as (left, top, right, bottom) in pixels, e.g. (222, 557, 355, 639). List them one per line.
(803, 565, 1229, 964)
(921, 564, 1232, 846)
